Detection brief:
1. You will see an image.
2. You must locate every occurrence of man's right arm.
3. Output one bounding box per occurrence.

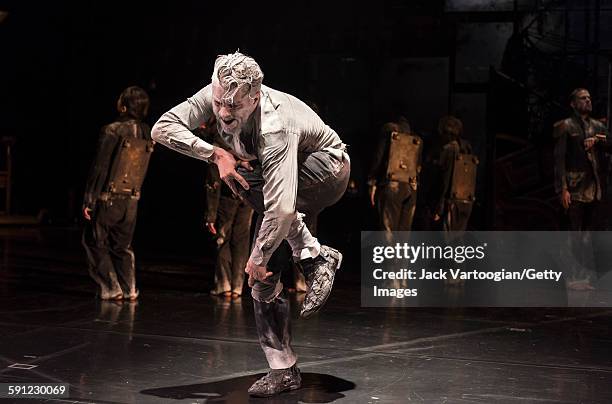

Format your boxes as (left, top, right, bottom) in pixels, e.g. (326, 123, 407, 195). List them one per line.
(368, 125, 391, 184)
(151, 85, 249, 193)
(151, 85, 216, 161)
(367, 126, 391, 206)
(553, 120, 571, 208)
(435, 142, 458, 217)
(553, 121, 568, 194)
(83, 126, 119, 212)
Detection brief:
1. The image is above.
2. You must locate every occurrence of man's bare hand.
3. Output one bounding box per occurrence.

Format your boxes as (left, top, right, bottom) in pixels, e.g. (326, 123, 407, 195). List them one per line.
(211, 146, 250, 195)
(83, 207, 93, 221)
(433, 213, 441, 222)
(368, 185, 376, 207)
(584, 137, 597, 151)
(245, 259, 273, 287)
(561, 189, 571, 210)
(205, 222, 217, 235)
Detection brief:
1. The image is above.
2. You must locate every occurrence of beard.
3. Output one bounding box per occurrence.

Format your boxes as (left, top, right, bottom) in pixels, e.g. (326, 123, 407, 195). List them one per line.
(577, 105, 592, 115)
(215, 118, 242, 136)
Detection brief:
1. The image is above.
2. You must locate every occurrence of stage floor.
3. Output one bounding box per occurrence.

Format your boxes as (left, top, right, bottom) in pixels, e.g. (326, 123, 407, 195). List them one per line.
(1, 227, 612, 403)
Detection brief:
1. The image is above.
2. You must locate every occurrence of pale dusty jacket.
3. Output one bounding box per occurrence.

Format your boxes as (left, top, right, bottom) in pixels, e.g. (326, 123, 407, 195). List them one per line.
(152, 84, 347, 266)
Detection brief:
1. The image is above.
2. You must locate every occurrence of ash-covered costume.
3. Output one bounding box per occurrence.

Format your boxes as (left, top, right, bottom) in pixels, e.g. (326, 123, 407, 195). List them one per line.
(82, 87, 152, 300)
(152, 52, 349, 397)
(205, 163, 253, 296)
(154, 83, 348, 266)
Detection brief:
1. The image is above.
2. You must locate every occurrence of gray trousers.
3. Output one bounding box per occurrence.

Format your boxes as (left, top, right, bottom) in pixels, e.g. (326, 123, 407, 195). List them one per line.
(82, 198, 138, 299)
(237, 150, 350, 369)
(566, 201, 598, 284)
(443, 200, 473, 232)
(212, 196, 253, 295)
(376, 181, 417, 231)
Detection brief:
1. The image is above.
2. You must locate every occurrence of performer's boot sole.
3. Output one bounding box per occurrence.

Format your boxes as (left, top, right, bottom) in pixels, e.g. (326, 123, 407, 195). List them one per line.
(300, 250, 342, 319)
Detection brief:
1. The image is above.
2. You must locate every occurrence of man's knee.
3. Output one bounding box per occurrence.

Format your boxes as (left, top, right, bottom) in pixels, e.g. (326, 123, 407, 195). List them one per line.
(251, 276, 283, 303)
(109, 245, 134, 258)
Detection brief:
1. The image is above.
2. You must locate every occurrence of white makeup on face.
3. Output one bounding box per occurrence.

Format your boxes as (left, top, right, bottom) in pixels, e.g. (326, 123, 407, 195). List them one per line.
(212, 82, 259, 135)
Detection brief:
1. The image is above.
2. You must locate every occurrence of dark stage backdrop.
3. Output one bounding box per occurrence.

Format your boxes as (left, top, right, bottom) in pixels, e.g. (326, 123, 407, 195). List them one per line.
(3, 0, 609, 241)
(0, 1, 452, 229)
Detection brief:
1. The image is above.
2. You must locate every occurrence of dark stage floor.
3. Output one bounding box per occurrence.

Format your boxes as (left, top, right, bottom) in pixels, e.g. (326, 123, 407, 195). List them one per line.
(1, 227, 612, 403)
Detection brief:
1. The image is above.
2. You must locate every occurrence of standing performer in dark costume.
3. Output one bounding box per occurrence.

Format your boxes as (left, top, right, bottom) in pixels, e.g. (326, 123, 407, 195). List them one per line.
(152, 51, 350, 397)
(205, 161, 254, 298)
(368, 116, 423, 231)
(553, 88, 611, 290)
(82, 86, 153, 301)
(433, 115, 477, 232)
(196, 118, 254, 298)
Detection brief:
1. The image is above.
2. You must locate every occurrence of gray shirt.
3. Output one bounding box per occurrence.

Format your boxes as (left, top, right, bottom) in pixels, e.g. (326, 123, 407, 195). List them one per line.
(152, 84, 347, 265)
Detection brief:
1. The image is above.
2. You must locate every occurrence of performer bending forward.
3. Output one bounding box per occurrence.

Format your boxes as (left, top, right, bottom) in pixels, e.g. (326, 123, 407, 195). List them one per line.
(152, 51, 350, 397)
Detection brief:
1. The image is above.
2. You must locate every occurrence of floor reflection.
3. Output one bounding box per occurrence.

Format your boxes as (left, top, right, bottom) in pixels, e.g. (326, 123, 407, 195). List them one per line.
(141, 373, 355, 403)
(96, 300, 137, 331)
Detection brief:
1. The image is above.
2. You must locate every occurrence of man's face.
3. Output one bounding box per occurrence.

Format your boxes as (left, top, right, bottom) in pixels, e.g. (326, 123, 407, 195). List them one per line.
(571, 90, 592, 115)
(212, 81, 259, 135)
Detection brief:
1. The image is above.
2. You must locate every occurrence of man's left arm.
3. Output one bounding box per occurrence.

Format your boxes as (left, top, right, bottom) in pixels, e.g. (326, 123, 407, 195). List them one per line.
(594, 121, 612, 151)
(249, 132, 300, 268)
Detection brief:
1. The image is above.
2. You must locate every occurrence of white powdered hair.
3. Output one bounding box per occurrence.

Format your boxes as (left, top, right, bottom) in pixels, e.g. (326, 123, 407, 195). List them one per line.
(212, 51, 264, 104)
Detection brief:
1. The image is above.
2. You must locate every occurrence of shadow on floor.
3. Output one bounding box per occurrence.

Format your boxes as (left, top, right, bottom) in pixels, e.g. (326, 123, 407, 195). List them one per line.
(141, 372, 356, 403)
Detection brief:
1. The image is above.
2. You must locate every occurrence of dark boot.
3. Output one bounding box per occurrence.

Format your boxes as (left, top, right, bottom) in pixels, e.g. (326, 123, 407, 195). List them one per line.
(248, 364, 302, 397)
(253, 292, 297, 369)
(296, 245, 342, 319)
